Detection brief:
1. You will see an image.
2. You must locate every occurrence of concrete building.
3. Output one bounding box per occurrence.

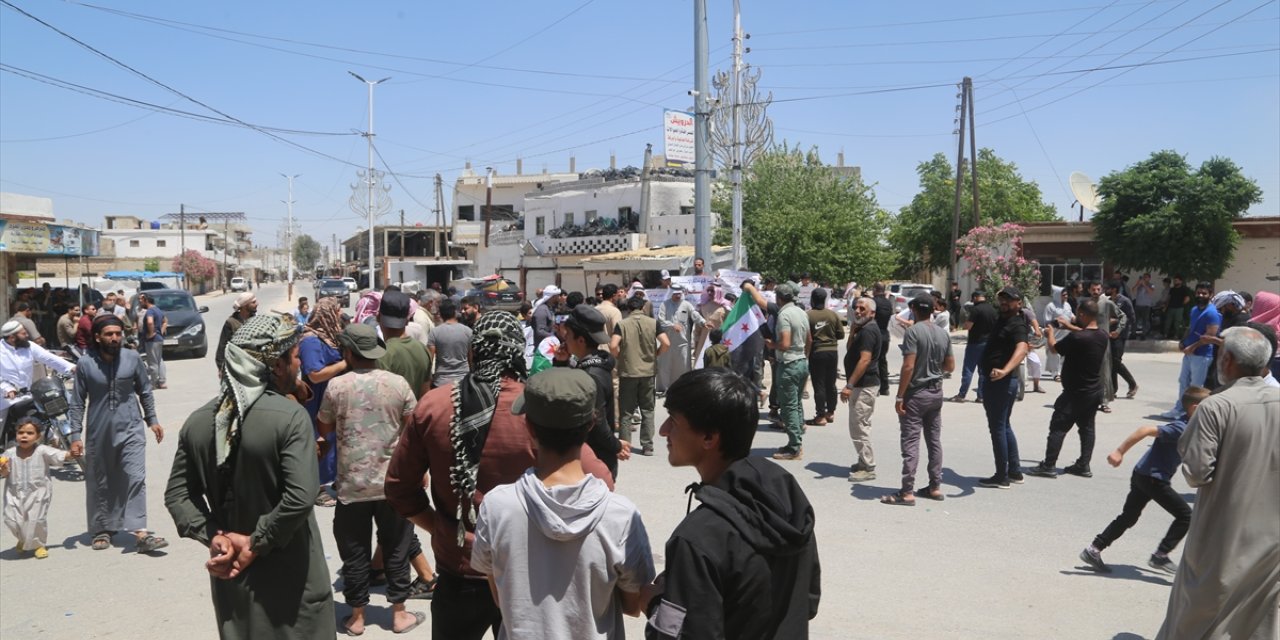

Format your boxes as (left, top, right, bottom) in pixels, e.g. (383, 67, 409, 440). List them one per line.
(1, 192, 102, 319)
(340, 224, 462, 288)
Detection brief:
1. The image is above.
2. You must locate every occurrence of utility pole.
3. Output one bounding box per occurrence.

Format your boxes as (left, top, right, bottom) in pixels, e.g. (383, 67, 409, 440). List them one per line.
(399, 209, 406, 260)
(483, 167, 494, 248)
(350, 71, 390, 291)
(693, 0, 713, 270)
(332, 233, 338, 275)
(966, 77, 980, 227)
(179, 203, 185, 259)
(282, 173, 299, 301)
(730, 0, 745, 269)
(222, 218, 230, 292)
(433, 174, 444, 258)
(948, 79, 969, 290)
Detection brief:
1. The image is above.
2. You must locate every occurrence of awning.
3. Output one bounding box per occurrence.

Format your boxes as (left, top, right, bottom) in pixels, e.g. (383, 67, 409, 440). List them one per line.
(579, 245, 731, 273)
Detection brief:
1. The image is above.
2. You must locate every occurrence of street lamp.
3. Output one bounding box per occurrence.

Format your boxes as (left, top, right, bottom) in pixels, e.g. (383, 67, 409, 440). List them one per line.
(281, 173, 300, 301)
(350, 71, 391, 290)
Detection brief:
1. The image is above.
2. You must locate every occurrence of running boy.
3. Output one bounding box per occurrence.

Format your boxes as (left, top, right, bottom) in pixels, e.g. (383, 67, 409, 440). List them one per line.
(1079, 385, 1209, 576)
(1, 417, 78, 558)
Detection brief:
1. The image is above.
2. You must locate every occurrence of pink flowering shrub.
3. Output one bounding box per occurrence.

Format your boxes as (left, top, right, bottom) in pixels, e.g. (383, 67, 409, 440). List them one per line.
(957, 223, 1041, 298)
(173, 249, 218, 285)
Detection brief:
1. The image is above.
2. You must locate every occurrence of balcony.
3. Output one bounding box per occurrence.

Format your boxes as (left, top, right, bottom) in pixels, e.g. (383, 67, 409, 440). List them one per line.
(541, 232, 643, 256)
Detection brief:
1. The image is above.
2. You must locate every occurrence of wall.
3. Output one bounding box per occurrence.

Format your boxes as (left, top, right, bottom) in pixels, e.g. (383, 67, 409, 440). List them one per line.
(1220, 236, 1280, 296)
(0, 192, 54, 219)
(103, 229, 221, 259)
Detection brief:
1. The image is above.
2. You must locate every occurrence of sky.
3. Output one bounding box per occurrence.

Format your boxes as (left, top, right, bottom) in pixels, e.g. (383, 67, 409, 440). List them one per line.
(2, 0, 1277, 250)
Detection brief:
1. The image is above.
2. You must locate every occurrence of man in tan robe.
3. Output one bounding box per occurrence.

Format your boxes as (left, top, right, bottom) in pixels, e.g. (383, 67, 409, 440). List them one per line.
(1157, 326, 1279, 640)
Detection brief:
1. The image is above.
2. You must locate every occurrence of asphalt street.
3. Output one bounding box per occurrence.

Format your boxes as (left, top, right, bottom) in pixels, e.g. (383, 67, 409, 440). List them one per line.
(0, 282, 1193, 639)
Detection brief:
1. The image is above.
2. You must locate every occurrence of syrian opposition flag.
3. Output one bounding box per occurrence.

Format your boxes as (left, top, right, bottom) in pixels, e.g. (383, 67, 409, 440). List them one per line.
(696, 291, 766, 367)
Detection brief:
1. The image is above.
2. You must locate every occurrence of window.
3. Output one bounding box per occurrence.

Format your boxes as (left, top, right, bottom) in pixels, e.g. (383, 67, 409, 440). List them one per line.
(536, 217, 546, 235)
(1036, 261, 1106, 296)
(564, 212, 575, 226)
(129, 240, 140, 247)
(618, 206, 632, 218)
(680, 206, 694, 216)
(586, 209, 598, 222)
(458, 205, 475, 220)
(156, 240, 167, 248)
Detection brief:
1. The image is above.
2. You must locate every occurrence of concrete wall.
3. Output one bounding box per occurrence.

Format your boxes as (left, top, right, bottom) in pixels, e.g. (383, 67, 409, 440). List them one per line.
(0, 192, 54, 219)
(103, 229, 222, 259)
(1220, 235, 1280, 296)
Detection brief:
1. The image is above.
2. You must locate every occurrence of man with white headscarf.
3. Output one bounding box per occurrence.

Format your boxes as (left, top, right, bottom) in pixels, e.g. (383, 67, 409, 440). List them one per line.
(1, 320, 75, 430)
(1203, 290, 1249, 389)
(166, 313, 336, 639)
(215, 292, 258, 375)
(530, 285, 562, 346)
(657, 283, 705, 394)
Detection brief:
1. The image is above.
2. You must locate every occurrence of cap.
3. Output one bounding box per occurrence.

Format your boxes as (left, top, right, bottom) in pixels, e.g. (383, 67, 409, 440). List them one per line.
(997, 286, 1023, 301)
(660, 269, 670, 280)
(512, 368, 596, 428)
(567, 304, 610, 345)
(379, 290, 411, 329)
(775, 281, 800, 298)
(670, 283, 685, 293)
(233, 292, 256, 310)
(338, 323, 387, 360)
(0, 320, 22, 338)
(909, 293, 934, 311)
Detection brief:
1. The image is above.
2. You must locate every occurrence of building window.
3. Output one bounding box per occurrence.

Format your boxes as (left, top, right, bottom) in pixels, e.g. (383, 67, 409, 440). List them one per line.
(1036, 261, 1105, 296)
(156, 239, 167, 248)
(618, 206, 632, 218)
(564, 212, 575, 226)
(680, 206, 694, 216)
(586, 209, 597, 222)
(458, 205, 475, 220)
(536, 217, 546, 235)
(129, 240, 140, 247)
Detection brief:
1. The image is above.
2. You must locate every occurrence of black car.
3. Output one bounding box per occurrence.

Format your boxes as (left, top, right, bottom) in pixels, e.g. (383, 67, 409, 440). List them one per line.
(464, 277, 524, 313)
(130, 289, 210, 358)
(315, 278, 350, 307)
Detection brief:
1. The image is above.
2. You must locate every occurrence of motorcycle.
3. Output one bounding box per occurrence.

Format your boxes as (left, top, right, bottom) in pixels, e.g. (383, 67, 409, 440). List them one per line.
(2, 367, 84, 474)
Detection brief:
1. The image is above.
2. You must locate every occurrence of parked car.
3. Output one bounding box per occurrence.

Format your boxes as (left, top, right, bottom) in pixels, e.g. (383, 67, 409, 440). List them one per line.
(890, 283, 936, 312)
(315, 278, 351, 307)
(229, 277, 248, 292)
(342, 277, 358, 293)
(129, 289, 209, 358)
(464, 276, 524, 312)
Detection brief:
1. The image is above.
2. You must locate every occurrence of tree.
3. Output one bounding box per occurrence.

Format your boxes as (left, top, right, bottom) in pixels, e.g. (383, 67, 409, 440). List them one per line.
(143, 258, 160, 272)
(889, 148, 1057, 277)
(293, 234, 323, 270)
(1093, 150, 1261, 281)
(958, 224, 1041, 299)
(713, 144, 892, 284)
(172, 249, 217, 286)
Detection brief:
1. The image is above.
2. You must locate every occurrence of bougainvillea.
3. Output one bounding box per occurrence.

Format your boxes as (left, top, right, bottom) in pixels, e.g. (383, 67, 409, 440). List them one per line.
(957, 223, 1041, 298)
(172, 249, 218, 285)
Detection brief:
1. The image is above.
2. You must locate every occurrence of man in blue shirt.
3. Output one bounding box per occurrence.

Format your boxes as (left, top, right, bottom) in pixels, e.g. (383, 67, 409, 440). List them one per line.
(1160, 282, 1220, 420)
(294, 296, 310, 328)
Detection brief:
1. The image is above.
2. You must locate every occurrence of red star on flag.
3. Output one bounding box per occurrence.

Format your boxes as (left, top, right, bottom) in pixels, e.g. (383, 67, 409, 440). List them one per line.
(723, 338, 733, 347)
(741, 322, 750, 332)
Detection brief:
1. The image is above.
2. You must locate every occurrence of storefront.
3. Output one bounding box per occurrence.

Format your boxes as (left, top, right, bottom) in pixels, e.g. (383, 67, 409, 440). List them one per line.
(1, 213, 102, 320)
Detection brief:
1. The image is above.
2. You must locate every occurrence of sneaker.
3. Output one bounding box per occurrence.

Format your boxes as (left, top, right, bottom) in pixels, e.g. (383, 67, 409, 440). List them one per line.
(1008, 472, 1026, 484)
(1026, 463, 1058, 479)
(639, 446, 654, 457)
(978, 476, 1010, 489)
(1079, 547, 1111, 573)
(1147, 554, 1178, 576)
(772, 448, 803, 461)
(1063, 464, 1093, 478)
(848, 468, 876, 482)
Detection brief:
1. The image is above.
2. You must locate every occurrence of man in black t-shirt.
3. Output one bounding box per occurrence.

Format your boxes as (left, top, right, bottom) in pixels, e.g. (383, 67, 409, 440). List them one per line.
(950, 291, 997, 403)
(978, 287, 1030, 489)
(1027, 299, 1110, 479)
(948, 282, 962, 330)
(872, 283, 894, 396)
(1164, 275, 1191, 340)
(840, 297, 882, 481)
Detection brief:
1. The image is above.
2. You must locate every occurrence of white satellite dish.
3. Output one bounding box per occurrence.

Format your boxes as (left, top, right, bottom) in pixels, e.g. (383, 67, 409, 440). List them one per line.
(1069, 172, 1100, 211)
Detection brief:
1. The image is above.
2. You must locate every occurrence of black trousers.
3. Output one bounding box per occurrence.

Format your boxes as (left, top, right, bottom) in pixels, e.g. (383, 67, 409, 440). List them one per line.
(1111, 338, 1137, 391)
(810, 351, 839, 417)
(1094, 473, 1192, 554)
(333, 499, 413, 607)
(878, 338, 891, 395)
(432, 571, 502, 640)
(1043, 389, 1104, 467)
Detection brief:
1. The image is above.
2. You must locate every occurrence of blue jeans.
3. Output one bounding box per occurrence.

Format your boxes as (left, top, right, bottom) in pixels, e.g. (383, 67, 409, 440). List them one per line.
(982, 375, 1020, 480)
(1168, 354, 1212, 416)
(957, 341, 987, 399)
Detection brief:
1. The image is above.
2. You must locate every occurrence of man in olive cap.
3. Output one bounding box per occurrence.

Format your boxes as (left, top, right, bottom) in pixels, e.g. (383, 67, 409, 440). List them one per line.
(772, 281, 810, 460)
(471, 368, 655, 637)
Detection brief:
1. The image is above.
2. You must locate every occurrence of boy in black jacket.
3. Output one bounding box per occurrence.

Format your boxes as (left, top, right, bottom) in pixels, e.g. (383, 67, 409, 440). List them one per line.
(643, 368, 821, 639)
(554, 304, 628, 480)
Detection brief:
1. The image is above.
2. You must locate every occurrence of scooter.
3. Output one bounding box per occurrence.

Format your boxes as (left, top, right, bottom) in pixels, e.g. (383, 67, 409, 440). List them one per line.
(2, 370, 84, 474)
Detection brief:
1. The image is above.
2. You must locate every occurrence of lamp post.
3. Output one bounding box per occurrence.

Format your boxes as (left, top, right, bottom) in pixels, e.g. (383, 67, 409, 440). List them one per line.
(281, 173, 300, 301)
(350, 71, 391, 290)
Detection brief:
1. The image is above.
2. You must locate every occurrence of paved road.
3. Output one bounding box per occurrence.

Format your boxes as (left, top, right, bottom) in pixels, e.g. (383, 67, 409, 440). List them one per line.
(2, 283, 1190, 639)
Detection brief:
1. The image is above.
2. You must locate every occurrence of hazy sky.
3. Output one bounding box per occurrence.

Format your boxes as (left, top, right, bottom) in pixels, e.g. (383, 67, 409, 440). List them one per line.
(2, 0, 1277, 247)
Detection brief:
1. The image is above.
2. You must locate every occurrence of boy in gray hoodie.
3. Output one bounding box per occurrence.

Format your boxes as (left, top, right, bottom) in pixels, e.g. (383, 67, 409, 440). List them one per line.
(471, 368, 655, 639)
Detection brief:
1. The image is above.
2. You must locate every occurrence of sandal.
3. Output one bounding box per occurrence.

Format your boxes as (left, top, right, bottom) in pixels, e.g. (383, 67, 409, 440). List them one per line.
(394, 611, 427, 635)
(1100, 405, 1113, 414)
(406, 574, 437, 600)
(136, 534, 169, 554)
(315, 492, 337, 508)
(91, 532, 112, 551)
(340, 616, 364, 637)
(916, 485, 945, 501)
(1126, 387, 1138, 399)
(880, 491, 915, 507)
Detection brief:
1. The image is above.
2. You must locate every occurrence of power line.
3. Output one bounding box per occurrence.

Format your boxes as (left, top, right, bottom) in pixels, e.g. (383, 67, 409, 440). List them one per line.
(752, 43, 1277, 71)
(412, 0, 597, 81)
(0, 107, 161, 143)
(976, 0, 1128, 79)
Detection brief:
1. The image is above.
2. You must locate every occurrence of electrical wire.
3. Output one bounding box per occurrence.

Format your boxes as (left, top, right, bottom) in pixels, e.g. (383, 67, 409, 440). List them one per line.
(0, 108, 161, 143)
(977, 0, 1128, 79)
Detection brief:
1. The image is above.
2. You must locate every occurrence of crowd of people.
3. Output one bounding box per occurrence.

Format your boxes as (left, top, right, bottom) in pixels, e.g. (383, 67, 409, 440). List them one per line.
(1, 268, 1277, 638)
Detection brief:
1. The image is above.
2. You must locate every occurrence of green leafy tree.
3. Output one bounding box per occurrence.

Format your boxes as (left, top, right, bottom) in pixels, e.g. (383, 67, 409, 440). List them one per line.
(293, 234, 323, 270)
(714, 144, 892, 284)
(143, 258, 160, 272)
(1093, 150, 1262, 280)
(889, 148, 1057, 277)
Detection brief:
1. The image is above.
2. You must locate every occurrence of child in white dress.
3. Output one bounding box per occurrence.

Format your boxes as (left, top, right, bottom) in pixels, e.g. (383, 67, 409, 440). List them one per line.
(1, 417, 75, 559)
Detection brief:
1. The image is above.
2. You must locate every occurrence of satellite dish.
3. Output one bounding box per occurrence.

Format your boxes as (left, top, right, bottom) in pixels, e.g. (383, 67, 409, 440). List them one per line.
(1069, 172, 1100, 211)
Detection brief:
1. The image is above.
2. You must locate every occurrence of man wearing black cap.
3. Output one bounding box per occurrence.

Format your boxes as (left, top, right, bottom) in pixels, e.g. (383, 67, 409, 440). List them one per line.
(471, 368, 655, 637)
(1027, 299, 1109, 479)
(317, 324, 425, 635)
(379, 290, 433, 399)
(556, 304, 628, 477)
(979, 287, 1030, 489)
(881, 293, 954, 505)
